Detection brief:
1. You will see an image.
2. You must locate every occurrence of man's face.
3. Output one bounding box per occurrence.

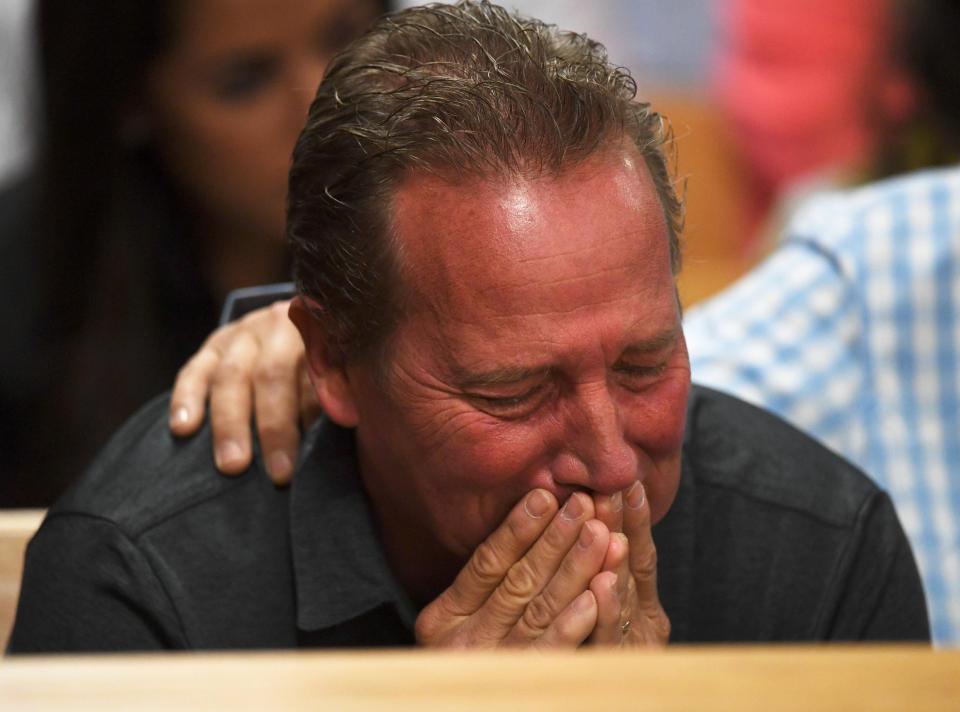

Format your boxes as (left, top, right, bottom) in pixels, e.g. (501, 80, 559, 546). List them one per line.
(346, 147, 691, 561)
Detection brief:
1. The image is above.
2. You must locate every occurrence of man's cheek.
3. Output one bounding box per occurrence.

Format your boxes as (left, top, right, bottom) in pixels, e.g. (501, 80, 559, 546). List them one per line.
(435, 419, 548, 481)
(423, 418, 554, 525)
(427, 424, 552, 554)
(623, 376, 690, 455)
(406, 402, 493, 454)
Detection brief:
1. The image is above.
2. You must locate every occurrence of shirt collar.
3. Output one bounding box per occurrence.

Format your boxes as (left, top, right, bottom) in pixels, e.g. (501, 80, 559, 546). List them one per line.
(289, 419, 418, 633)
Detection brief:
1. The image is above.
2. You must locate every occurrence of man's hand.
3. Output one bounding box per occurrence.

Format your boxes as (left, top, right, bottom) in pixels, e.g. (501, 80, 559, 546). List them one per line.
(415, 485, 669, 649)
(588, 483, 671, 646)
(168, 301, 315, 484)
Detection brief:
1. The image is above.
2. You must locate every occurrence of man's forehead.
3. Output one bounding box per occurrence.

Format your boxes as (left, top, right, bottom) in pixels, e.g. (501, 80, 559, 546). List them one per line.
(387, 147, 672, 308)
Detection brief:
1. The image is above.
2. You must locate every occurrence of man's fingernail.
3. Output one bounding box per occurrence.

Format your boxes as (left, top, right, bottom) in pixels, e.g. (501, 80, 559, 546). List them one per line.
(267, 451, 293, 480)
(561, 493, 585, 521)
(606, 573, 619, 594)
(626, 481, 645, 510)
(577, 520, 597, 548)
(573, 590, 594, 613)
(216, 440, 244, 469)
(609, 491, 623, 512)
(171, 406, 190, 427)
(523, 490, 550, 518)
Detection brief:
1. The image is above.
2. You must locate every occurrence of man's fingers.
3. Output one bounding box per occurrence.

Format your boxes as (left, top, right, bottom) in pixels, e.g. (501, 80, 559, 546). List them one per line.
(531, 590, 598, 650)
(252, 366, 299, 485)
(168, 300, 309, 481)
(593, 490, 623, 535)
(587, 571, 621, 646)
(169, 336, 227, 437)
(589, 533, 629, 647)
(252, 311, 308, 485)
(208, 332, 260, 474)
(434, 489, 559, 620)
(601, 531, 629, 577)
(623, 481, 659, 605)
(480, 493, 597, 636)
(508, 516, 609, 642)
(623, 480, 670, 645)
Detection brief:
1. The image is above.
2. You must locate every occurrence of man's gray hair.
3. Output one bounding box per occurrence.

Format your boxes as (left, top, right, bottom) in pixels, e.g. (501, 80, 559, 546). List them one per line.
(288, 0, 683, 362)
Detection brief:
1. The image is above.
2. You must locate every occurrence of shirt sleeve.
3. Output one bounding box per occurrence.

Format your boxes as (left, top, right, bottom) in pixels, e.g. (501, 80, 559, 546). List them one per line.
(825, 492, 930, 642)
(684, 240, 867, 465)
(7, 513, 188, 653)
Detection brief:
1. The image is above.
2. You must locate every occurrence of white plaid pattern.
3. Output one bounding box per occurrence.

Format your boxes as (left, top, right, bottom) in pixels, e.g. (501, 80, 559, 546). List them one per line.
(685, 167, 960, 645)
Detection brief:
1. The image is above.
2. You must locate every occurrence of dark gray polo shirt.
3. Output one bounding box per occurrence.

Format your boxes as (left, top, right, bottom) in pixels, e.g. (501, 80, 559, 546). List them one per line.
(8, 386, 929, 652)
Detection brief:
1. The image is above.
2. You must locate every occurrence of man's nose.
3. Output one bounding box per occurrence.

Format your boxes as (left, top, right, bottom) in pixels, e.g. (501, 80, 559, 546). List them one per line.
(555, 383, 638, 495)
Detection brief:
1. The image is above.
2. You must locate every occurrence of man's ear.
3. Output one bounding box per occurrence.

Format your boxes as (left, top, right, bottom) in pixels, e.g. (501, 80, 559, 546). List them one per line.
(289, 297, 359, 428)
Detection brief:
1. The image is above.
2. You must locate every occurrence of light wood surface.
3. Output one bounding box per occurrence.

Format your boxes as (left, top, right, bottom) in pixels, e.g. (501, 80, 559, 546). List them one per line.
(2, 645, 956, 711)
(0, 509, 44, 648)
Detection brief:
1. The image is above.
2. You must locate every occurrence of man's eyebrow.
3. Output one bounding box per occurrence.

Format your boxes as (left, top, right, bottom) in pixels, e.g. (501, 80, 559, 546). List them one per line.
(621, 326, 681, 356)
(452, 365, 550, 390)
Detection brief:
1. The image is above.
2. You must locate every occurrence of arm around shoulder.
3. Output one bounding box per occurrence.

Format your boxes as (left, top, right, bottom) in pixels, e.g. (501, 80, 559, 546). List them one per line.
(7, 513, 187, 653)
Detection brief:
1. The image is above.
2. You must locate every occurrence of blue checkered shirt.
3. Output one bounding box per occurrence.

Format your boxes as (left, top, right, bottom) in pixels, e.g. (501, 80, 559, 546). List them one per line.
(685, 167, 960, 646)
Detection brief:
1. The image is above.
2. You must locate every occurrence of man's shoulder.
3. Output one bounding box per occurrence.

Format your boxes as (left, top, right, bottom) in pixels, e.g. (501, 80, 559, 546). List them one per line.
(51, 393, 283, 538)
(673, 386, 928, 643)
(684, 384, 881, 528)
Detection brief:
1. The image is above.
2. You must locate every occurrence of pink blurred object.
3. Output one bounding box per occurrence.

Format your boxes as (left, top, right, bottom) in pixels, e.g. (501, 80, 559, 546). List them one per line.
(715, 0, 915, 236)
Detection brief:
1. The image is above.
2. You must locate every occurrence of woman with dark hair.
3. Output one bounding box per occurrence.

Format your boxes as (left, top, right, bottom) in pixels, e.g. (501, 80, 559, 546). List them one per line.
(0, 0, 391, 506)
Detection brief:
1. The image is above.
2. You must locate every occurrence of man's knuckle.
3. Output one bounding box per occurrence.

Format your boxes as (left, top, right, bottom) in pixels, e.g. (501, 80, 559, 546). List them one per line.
(500, 560, 539, 602)
(212, 417, 244, 435)
(559, 550, 589, 581)
(467, 542, 507, 587)
(550, 610, 582, 644)
(520, 591, 557, 633)
(640, 608, 671, 643)
(633, 544, 658, 579)
(504, 510, 529, 542)
(414, 608, 440, 643)
(213, 359, 250, 385)
(253, 361, 288, 387)
(539, 521, 575, 556)
(239, 308, 264, 328)
(255, 420, 290, 444)
(654, 611, 671, 641)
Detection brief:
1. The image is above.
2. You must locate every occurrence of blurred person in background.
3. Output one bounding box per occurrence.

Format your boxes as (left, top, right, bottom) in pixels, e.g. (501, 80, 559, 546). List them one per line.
(0, 0, 390, 507)
(713, 0, 959, 250)
(687, 0, 960, 644)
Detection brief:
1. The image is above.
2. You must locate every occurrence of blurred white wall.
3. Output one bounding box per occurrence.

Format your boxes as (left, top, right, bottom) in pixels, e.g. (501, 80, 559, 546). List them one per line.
(0, 0, 35, 189)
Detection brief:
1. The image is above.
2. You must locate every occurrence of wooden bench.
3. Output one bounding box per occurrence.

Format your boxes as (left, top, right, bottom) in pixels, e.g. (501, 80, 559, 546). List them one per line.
(0, 509, 45, 647)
